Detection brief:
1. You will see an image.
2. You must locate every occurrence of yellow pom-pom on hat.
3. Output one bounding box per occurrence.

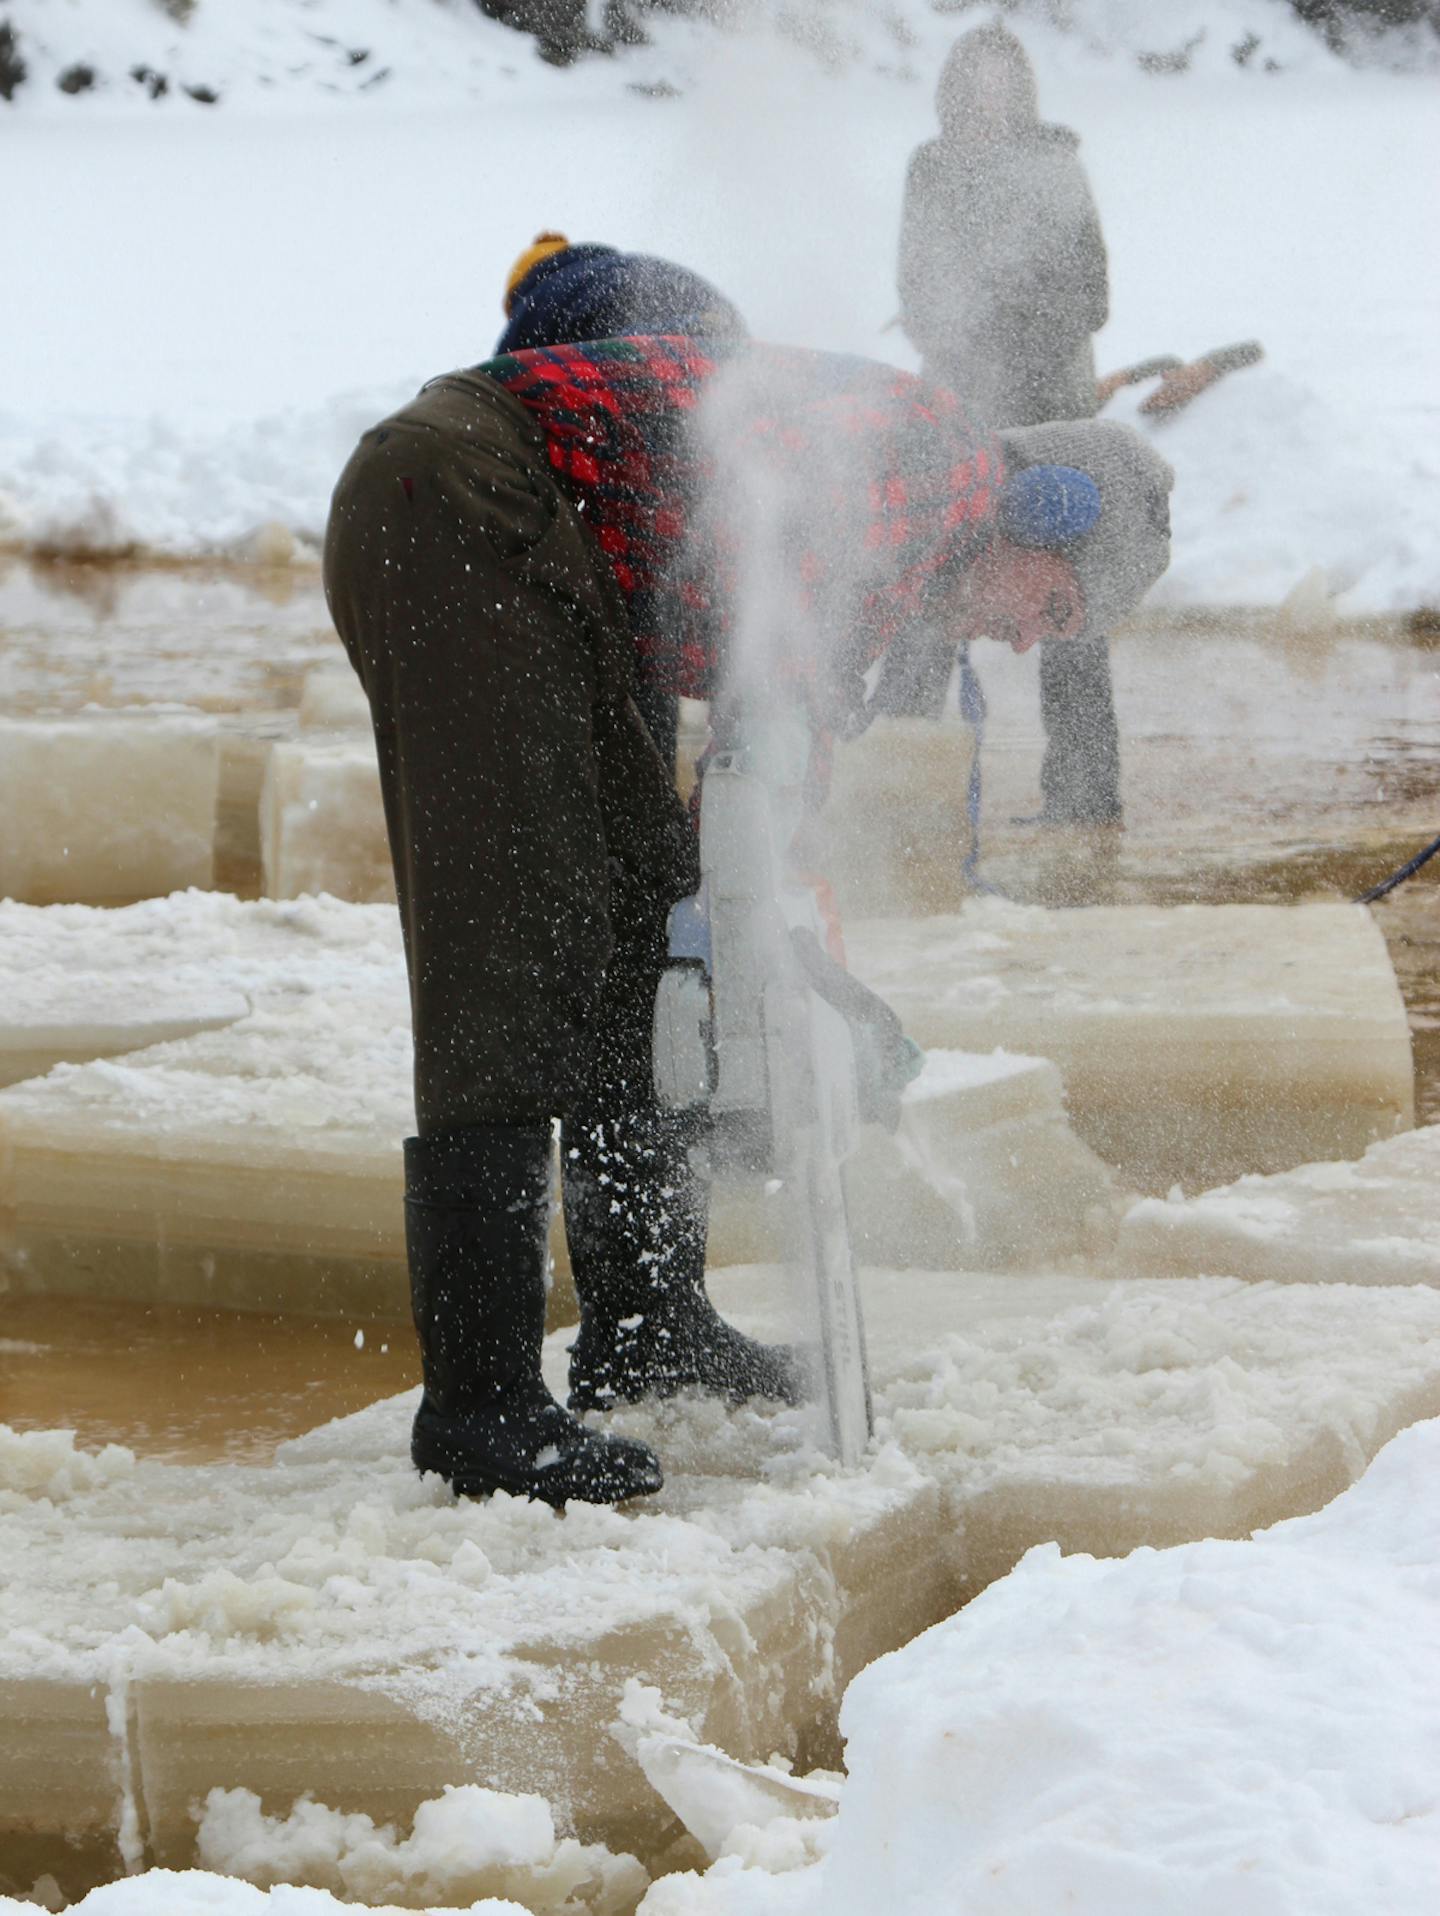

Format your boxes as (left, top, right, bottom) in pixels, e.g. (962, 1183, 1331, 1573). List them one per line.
(503, 232, 570, 314)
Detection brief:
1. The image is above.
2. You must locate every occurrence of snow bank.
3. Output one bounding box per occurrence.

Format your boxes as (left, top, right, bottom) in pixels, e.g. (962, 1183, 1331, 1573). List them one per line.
(3, 5, 1436, 608)
(642, 1412, 1440, 1914)
(822, 1412, 1440, 1916)
(0, 0, 1407, 122)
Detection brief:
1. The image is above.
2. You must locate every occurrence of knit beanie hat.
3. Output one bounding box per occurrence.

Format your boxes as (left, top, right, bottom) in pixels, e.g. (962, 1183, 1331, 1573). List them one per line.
(997, 420, 1174, 638)
(503, 232, 570, 314)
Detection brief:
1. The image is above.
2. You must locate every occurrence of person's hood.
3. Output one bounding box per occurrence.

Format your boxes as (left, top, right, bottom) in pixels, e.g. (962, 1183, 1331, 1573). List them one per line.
(936, 22, 1039, 139)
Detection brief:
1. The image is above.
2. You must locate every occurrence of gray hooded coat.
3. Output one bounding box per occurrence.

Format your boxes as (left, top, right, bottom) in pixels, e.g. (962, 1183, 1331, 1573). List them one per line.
(899, 24, 1108, 428)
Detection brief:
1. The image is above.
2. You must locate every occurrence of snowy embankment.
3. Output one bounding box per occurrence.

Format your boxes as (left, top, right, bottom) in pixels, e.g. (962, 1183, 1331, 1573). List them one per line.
(3, 0, 1438, 611)
(5, 1410, 1440, 1913)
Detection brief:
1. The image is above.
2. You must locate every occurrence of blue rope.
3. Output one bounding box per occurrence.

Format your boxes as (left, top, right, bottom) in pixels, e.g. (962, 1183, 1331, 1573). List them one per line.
(1357, 830, 1440, 904)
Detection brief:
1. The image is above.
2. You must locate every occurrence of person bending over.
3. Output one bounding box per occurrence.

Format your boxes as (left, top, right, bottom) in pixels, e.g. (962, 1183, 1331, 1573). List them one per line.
(324, 336, 1171, 1509)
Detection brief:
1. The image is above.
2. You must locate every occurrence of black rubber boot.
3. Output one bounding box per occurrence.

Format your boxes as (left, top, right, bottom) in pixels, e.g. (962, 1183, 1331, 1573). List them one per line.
(406, 1126, 663, 1507)
(562, 1110, 804, 1413)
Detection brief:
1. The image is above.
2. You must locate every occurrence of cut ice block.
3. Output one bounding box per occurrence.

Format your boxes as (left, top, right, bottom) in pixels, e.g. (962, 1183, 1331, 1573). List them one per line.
(704, 1265, 1440, 1600)
(259, 738, 394, 904)
(0, 894, 414, 1317)
(821, 716, 976, 919)
(845, 899, 1413, 1191)
(297, 661, 373, 733)
(0, 1394, 947, 1897)
(706, 1048, 1122, 1272)
(0, 713, 220, 905)
(215, 714, 298, 893)
(0, 894, 257, 1086)
(10, 1267, 1440, 1897)
(0, 896, 584, 1323)
(1119, 1123, 1440, 1288)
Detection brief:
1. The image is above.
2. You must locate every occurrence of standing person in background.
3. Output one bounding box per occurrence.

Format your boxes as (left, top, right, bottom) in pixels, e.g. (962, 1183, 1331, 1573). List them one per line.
(885, 21, 1122, 831)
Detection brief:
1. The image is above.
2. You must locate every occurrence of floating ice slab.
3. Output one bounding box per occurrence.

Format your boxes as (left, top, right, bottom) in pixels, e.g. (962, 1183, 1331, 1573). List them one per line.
(8, 1268, 1440, 1898)
(1119, 1123, 1440, 1288)
(846, 898, 1413, 1190)
(297, 660, 373, 733)
(0, 894, 413, 1316)
(259, 737, 394, 905)
(0, 714, 220, 906)
(0, 898, 1118, 1316)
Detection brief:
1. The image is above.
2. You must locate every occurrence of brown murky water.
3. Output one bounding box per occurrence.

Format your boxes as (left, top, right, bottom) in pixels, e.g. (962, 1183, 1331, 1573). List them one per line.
(2, 566, 1436, 1462)
(0, 1296, 417, 1464)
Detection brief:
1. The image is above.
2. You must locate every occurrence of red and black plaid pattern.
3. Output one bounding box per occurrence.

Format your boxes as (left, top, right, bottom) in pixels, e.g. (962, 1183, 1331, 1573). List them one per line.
(482, 337, 1002, 705)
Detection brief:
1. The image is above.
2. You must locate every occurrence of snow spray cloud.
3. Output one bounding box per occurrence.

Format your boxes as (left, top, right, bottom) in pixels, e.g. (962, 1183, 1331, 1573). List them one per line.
(691, 344, 924, 747)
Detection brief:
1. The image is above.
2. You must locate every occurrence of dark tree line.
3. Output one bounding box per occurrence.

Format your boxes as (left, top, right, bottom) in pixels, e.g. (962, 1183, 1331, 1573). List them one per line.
(0, 0, 1434, 104)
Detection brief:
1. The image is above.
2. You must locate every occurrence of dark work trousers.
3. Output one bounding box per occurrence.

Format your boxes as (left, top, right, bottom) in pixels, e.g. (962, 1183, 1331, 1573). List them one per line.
(323, 371, 699, 1134)
(874, 356, 1122, 826)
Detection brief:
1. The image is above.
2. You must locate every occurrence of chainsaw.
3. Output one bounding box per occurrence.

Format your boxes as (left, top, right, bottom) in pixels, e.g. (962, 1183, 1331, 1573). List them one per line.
(652, 713, 919, 1466)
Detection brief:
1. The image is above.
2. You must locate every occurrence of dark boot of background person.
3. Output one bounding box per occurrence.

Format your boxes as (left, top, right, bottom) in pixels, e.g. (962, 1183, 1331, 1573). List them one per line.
(563, 1108, 804, 1413)
(406, 1125, 664, 1507)
(1038, 633, 1123, 825)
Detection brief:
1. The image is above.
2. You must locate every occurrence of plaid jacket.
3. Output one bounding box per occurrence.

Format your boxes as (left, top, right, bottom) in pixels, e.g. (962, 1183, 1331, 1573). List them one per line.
(480, 336, 1003, 715)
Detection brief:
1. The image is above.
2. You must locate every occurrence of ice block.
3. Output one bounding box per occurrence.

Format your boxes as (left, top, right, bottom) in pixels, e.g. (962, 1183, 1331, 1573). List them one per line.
(259, 738, 394, 905)
(1119, 1124, 1440, 1288)
(845, 899, 1414, 1191)
(0, 714, 220, 905)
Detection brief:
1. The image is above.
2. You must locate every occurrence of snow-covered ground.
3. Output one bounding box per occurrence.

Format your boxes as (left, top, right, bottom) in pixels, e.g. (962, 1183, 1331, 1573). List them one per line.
(3, 0, 1438, 608)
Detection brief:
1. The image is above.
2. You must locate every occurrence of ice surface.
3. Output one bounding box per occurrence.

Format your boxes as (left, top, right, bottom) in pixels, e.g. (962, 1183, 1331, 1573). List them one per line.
(0, 714, 220, 906)
(1120, 1123, 1440, 1287)
(259, 738, 394, 906)
(9, 1268, 1440, 1896)
(846, 899, 1414, 1190)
